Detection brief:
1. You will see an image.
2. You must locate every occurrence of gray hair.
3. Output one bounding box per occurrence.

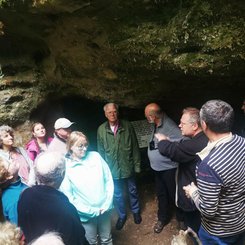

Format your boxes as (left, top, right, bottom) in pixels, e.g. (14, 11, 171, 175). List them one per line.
(200, 100, 234, 133)
(103, 102, 119, 112)
(35, 152, 65, 189)
(0, 125, 14, 148)
(28, 232, 64, 245)
(182, 107, 201, 127)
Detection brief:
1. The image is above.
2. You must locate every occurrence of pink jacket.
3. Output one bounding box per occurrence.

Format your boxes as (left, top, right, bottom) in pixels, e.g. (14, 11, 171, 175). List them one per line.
(26, 137, 53, 161)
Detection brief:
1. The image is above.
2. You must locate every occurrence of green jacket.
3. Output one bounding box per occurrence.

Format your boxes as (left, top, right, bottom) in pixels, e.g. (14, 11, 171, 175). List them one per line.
(97, 119, 141, 179)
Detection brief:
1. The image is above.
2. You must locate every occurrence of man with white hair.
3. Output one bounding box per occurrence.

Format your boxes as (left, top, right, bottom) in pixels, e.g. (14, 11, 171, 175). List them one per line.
(18, 151, 88, 245)
(29, 232, 64, 245)
(97, 102, 142, 230)
(48, 118, 74, 154)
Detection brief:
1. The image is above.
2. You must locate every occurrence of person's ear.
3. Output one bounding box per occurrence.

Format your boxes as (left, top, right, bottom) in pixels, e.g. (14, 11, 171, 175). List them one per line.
(192, 122, 199, 131)
(201, 120, 207, 131)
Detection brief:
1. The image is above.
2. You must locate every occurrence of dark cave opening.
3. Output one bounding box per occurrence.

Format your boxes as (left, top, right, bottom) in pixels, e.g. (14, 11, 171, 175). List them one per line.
(29, 94, 244, 176)
(30, 96, 148, 148)
(29, 96, 153, 174)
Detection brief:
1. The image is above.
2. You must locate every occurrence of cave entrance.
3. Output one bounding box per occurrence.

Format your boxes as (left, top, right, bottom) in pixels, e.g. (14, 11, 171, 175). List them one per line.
(30, 96, 151, 173)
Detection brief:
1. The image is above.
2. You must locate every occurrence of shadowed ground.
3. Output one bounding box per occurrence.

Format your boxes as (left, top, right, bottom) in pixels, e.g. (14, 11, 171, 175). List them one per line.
(111, 177, 179, 245)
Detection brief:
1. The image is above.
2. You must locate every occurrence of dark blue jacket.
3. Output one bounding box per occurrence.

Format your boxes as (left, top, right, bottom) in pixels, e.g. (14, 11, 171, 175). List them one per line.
(18, 185, 88, 245)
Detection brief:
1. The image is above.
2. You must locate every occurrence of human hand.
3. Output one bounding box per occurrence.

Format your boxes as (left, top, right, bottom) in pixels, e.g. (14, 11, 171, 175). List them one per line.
(155, 133, 169, 141)
(183, 182, 198, 199)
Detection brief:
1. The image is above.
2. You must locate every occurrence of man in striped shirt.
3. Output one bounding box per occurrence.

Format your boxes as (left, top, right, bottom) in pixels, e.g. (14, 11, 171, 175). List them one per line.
(183, 99, 245, 245)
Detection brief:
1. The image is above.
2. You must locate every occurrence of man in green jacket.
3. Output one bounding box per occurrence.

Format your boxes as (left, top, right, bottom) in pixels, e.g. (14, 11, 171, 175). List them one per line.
(97, 102, 142, 230)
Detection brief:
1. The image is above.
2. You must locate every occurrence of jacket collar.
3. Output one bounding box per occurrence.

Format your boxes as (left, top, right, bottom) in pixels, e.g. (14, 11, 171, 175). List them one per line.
(105, 120, 124, 133)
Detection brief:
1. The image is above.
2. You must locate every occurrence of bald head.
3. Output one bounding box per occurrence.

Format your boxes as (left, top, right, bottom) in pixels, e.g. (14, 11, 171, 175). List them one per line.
(35, 152, 65, 189)
(145, 103, 163, 125)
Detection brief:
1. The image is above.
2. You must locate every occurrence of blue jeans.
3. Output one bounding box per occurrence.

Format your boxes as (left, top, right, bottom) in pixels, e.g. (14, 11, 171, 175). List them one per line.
(199, 226, 245, 245)
(82, 211, 112, 245)
(113, 177, 140, 219)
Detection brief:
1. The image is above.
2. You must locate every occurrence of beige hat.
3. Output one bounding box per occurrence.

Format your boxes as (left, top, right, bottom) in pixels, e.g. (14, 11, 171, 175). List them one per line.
(54, 118, 74, 130)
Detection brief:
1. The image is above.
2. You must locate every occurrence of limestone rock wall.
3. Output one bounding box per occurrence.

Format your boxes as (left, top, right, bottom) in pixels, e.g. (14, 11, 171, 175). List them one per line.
(0, 0, 244, 133)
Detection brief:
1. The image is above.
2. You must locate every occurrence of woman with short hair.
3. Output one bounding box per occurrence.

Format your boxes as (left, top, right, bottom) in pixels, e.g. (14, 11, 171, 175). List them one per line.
(0, 125, 35, 186)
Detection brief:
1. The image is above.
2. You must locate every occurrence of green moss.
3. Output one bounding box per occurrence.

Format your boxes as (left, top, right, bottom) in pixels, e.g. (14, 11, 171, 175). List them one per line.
(103, 0, 245, 76)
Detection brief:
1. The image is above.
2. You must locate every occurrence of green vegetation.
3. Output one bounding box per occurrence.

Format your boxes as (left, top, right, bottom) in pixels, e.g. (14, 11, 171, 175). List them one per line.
(102, 0, 245, 76)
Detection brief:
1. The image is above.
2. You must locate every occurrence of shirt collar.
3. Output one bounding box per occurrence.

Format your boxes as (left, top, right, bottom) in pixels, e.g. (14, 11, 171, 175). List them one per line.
(197, 132, 233, 160)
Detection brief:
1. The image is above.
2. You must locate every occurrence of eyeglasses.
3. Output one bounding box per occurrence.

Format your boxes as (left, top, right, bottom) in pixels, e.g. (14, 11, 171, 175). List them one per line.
(75, 144, 88, 151)
(179, 121, 193, 126)
(180, 122, 188, 126)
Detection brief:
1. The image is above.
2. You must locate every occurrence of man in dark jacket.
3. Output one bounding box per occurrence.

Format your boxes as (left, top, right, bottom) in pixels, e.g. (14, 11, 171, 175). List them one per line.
(155, 107, 208, 233)
(97, 103, 142, 230)
(18, 152, 88, 245)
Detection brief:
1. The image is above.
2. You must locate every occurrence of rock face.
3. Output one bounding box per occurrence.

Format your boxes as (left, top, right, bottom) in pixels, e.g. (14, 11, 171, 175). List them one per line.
(0, 0, 244, 133)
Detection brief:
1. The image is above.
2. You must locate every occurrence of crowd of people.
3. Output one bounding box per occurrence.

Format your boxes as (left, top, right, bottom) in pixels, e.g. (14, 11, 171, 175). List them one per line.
(0, 99, 244, 245)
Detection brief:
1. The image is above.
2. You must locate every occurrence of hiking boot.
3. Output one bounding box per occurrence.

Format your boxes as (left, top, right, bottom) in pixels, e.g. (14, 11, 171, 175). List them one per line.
(154, 220, 166, 233)
(133, 213, 142, 224)
(115, 217, 127, 230)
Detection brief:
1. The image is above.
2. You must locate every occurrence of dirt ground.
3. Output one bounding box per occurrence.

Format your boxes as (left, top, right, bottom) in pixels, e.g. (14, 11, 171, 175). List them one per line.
(111, 177, 180, 245)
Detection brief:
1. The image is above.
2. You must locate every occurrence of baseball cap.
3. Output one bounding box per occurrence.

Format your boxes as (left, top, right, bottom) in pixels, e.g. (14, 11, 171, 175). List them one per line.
(54, 118, 74, 130)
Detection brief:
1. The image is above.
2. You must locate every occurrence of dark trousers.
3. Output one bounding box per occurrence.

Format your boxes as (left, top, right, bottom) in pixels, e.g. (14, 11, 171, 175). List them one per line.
(154, 168, 182, 223)
(183, 210, 201, 233)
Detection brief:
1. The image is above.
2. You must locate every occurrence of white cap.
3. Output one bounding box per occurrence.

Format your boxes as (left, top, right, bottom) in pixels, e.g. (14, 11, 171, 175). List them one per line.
(54, 118, 74, 129)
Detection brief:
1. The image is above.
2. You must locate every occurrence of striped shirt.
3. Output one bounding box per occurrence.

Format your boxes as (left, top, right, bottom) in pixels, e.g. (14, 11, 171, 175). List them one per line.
(193, 134, 245, 237)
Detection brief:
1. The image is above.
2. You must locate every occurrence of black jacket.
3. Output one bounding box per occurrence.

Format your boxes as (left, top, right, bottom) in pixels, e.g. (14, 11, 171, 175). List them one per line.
(18, 185, 88, 245)
(158, 131, 208, 211)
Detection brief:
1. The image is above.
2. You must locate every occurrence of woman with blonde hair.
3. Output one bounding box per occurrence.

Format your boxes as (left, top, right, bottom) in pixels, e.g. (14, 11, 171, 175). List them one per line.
(60, 131, 114, 245)
(26, 122, 53, 161)
(0, 221, 24, 245)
